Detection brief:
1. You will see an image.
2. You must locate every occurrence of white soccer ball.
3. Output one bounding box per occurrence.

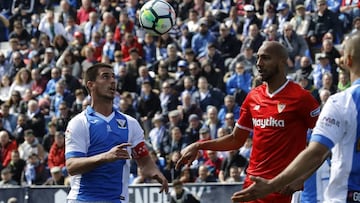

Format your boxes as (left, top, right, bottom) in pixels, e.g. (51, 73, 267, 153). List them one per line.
(139, 0, 176, 36)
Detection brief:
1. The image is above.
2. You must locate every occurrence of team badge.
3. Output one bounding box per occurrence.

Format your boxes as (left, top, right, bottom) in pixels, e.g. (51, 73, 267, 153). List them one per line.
(107, 125, 112, 132)
(277, 103, 286, 113)
(116, 119, 127, 129)
(254, 105, 260, 111)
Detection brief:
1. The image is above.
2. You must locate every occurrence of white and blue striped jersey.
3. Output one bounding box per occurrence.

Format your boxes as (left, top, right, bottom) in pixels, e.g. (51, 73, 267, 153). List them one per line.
(311, 79, 360, 203)
(65, 106, 144, 203)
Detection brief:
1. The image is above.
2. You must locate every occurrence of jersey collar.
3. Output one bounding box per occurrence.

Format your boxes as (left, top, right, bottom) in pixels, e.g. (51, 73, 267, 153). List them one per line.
(266, 80, 289, 98)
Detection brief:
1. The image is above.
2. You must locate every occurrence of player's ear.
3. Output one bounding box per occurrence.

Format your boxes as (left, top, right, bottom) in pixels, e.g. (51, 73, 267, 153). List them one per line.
(86, 80, 94, 92)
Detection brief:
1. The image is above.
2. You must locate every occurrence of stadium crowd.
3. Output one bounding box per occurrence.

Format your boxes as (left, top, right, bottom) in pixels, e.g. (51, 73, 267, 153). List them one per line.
(0, 0, 356, 191)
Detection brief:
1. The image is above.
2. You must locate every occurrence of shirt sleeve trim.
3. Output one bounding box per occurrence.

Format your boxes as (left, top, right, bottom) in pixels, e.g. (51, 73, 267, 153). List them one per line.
(65, 151, 86, 159)
(310, 134, 334, 150)
(236, 123, 253, 132)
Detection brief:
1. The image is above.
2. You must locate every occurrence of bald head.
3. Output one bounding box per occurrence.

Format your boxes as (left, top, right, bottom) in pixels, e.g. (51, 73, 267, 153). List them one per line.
(262, 41, 288, 60)
(344, 32, 360, 66)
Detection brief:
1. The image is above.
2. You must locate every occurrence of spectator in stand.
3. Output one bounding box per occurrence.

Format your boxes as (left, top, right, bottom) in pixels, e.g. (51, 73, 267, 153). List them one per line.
(229, 44, 257, 75)
(319, 72, 338, 95)
(191, 18, 217, 58)
(159, 81, 179, 116)
(167, 110, 187, 134)
(308, 0, 340, 49)
(26, 100, 45, 142)
(42, 122, 56, 153)
(114, 12, 135, 43)
(121, 32, 143, 62)
(321, 39, 341, 68)
(163, 151, 182, 182)
(276, 2, 293, 33)
(203, 106, 222, 140)
(279, 22, 309, 70)
(83, 12, 101, 44)
(28, 14, 41, 40)
(218, 149, 248, 183)
(351, 16, 360, 33)
(8, 51, 25, 81)
(260, 2, 278, 31)
(225, 165, 244, 183)
(8, 21, 31, 46)
(289, 2, 312, 38)
(64, 16, 80, 43)
(226, 62, 252, 94)
(53, 102, 73, 132)
(13, 117, 27, 146)
(239, 136, 252, 160)
(71, 89, 86, 115)
(43, 166, 65, 185)
(8, 150, 26, 185)
(312, 53, 338, 90)
(18, 129, 45, 162)
(80, 45, 96, 73)
(203, 150, 223, 178)
(61, 66, 82, 94)
(238, 5, 261, 40)
(0, 130, 17, 168)
(159, 126, 187, 158)
(178, 25, 194, 54)
(77, 0, 96, 25)
(184, 114, 201, 143)
(30, 69, 47, 98)
(170, 179, 200, 203)
(1, 103, 18, 133)
(0, 167, 18, 186)
(202, 43, 225, 77)
(178, 91, 203, 123)
(224, 6, 241, 35)
(57, 50, 82, 79)
(217, 23, 242, 63)
(6, 91, 23, 117)
(148, 114, 168, 155)
(241, 24, 266, 53)
(49, 81, 75, 117)
(154, 64, 175, 91)
(47, 131, 65, 171)
(203, 11, 220, 37)
(293, 56, 314, 84)
(102, 31, 121, 63)
(218, 95, 240, 126)
(142, 33, 157, 66)
(98, 12, 117, 36)
(24, 153, 48, 185)
(137, 81, 161, 137)
(0, 75, 11, 103)
(195, 165, 217, 183)
(58, 0, 77, 26)
(43, 68, 61, 97)
(39, 9, 68, 42)
(337, 70, 351, 92)
(53, 35, 68, 56)
(191, 77, 224, 113)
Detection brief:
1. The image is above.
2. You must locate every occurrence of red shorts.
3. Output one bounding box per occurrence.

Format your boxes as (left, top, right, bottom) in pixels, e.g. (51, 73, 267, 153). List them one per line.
(239, 176, 292, 203)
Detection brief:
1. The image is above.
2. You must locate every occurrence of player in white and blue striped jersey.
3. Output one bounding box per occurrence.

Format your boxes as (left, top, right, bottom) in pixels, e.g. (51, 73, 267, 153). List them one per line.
(65, 63, 168, 203)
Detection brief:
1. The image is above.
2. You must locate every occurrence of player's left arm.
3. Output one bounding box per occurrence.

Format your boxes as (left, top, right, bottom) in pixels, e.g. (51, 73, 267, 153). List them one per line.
(132, 142, 169, 193)
(128, 115, 168, 193)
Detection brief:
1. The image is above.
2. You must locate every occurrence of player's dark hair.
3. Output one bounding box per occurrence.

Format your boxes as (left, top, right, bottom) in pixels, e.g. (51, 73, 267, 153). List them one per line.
(84, 63, 113, 94)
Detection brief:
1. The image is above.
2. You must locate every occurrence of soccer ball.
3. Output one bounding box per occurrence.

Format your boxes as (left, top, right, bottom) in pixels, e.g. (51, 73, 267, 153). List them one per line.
(139, 0, 176, 36)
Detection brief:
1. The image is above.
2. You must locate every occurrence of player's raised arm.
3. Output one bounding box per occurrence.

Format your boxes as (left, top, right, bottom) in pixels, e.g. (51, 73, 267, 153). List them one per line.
(176, 126, 250, 170)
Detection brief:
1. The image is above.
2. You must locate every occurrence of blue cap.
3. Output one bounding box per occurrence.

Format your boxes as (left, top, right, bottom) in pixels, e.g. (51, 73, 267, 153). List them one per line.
(277, 2, 289, 11)
(177, 60, 188, 68)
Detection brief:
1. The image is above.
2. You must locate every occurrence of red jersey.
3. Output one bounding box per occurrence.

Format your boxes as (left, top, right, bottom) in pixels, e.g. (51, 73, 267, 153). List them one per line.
(237, 80, 320, 179)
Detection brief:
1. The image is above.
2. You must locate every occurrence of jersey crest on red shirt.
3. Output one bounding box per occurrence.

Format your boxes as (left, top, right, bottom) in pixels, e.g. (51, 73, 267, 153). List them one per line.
(277, 103, 286, 113)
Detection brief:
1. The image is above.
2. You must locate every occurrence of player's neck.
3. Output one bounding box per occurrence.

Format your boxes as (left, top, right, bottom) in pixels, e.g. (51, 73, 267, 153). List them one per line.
(266, 77, 287, 94)
(350, 71, 360, 84)
(91, 100, 113, 116)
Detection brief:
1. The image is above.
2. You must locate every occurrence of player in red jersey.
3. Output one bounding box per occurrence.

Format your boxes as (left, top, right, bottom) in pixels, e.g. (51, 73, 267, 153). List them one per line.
(176, 41, 320, 203)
